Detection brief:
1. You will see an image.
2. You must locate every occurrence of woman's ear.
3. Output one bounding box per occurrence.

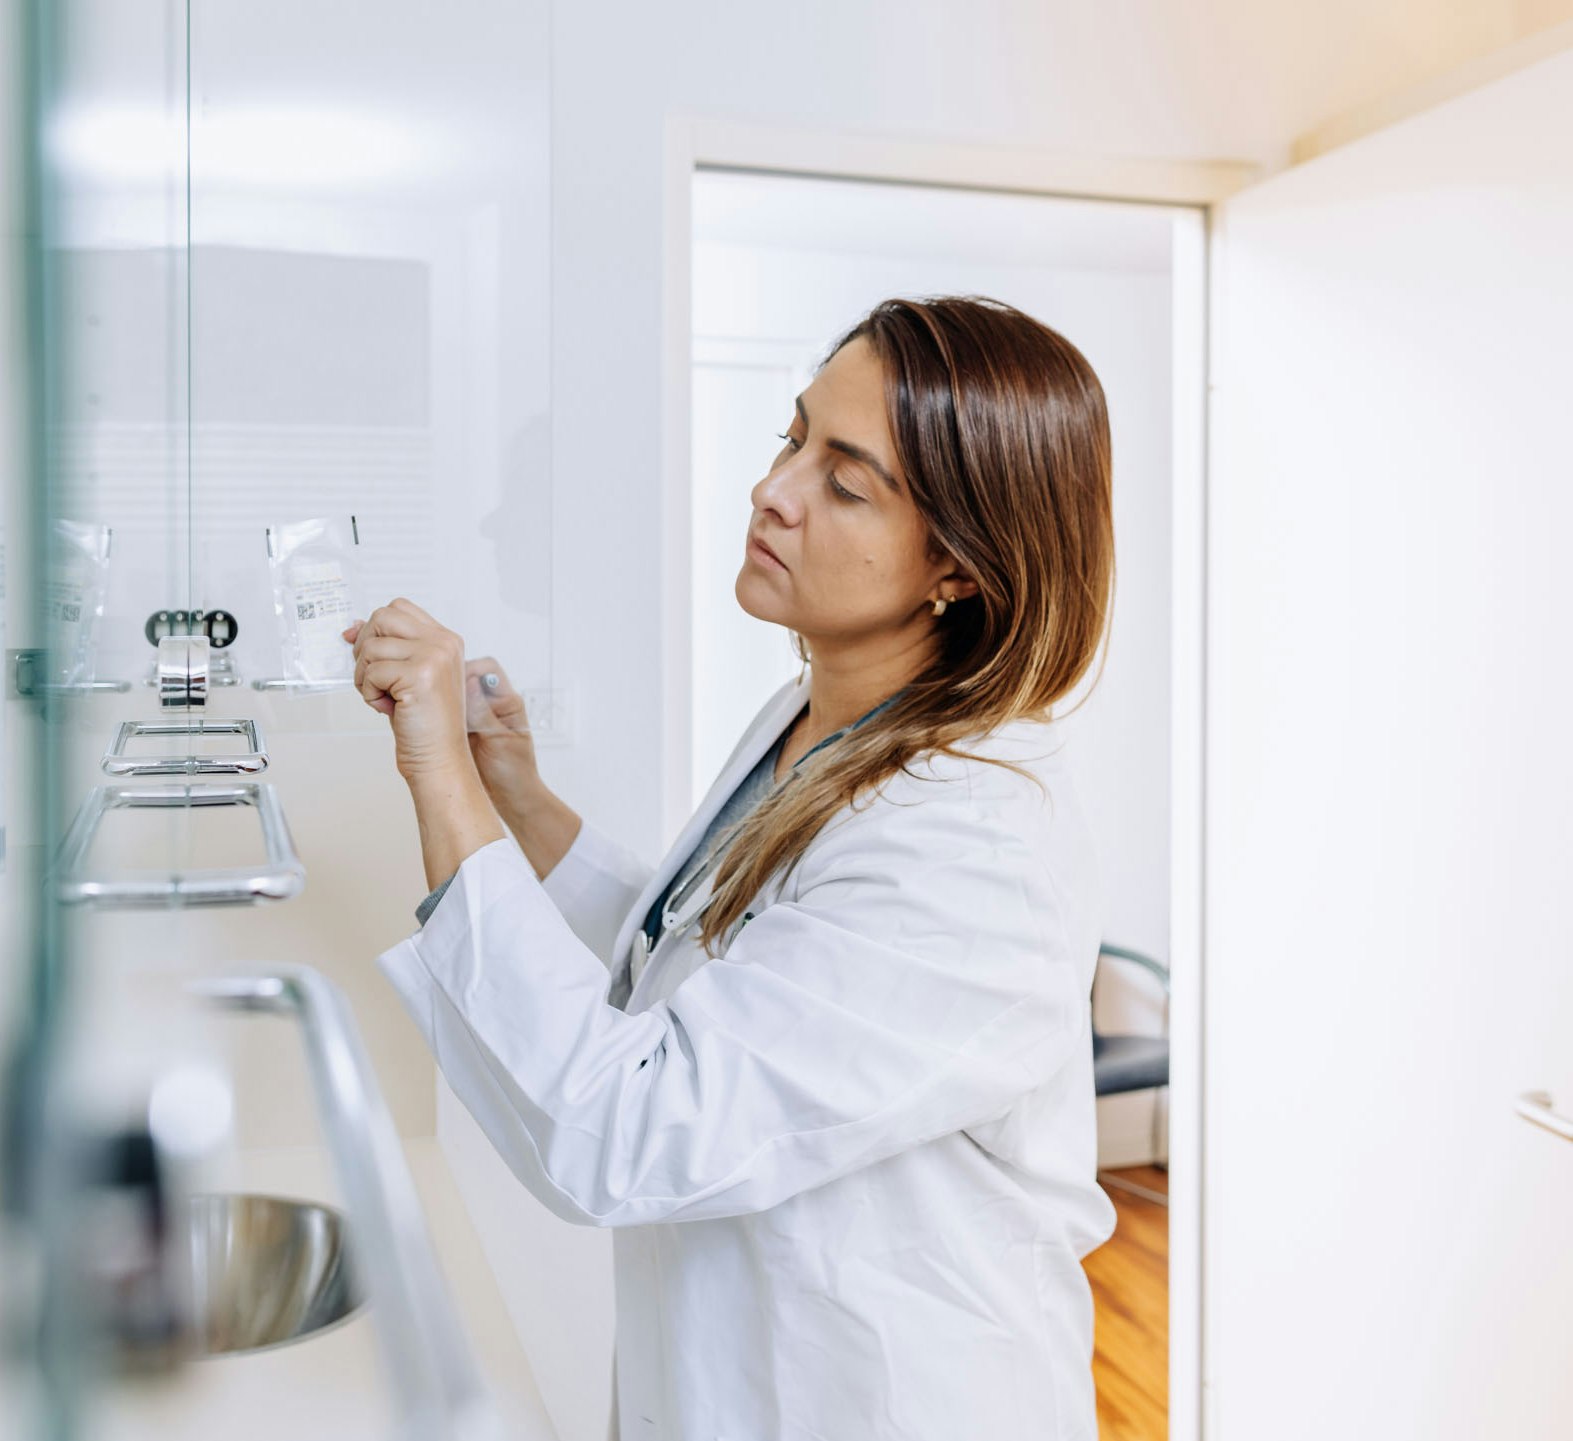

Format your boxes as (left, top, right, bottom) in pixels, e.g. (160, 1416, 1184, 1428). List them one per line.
(924, 539, 980, 601)
(928, 549, 979, 601)
(941, 570, 980, 602)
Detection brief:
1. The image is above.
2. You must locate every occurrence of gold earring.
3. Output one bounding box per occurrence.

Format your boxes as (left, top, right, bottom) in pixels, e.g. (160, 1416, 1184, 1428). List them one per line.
(931, 596, 949, 617)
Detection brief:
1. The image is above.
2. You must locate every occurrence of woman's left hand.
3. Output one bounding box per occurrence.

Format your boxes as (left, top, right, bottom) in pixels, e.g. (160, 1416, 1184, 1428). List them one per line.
(343, 599, 473, 784)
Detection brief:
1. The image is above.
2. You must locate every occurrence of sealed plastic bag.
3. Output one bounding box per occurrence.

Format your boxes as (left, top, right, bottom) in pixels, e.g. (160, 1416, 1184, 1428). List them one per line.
(266, 516, 363, 685)
(46, 519, 112, 685)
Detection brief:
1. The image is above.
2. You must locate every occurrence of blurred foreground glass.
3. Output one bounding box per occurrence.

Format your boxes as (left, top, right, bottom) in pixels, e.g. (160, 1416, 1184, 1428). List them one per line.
(3, 1, 195, 1433)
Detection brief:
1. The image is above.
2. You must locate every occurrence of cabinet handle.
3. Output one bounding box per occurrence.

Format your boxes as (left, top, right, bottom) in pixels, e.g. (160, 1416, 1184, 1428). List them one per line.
(158, 634, 209, 709)
(1515, 1090, 1573, 1143)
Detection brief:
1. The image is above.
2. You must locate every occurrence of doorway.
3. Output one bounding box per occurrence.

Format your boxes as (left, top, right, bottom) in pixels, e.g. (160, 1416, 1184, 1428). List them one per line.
(679, 164, 1208, 1441)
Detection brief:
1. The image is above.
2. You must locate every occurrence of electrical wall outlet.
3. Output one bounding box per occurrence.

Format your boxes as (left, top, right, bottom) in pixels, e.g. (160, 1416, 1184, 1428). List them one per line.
(521, 686, 573, 747)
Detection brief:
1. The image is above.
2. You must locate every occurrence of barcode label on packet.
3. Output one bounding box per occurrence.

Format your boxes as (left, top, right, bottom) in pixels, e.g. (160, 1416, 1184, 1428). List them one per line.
(286, 560, 355, 680)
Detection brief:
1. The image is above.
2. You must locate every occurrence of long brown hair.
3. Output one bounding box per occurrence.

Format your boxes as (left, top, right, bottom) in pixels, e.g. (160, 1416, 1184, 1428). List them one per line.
(698, 295, 1115, 952)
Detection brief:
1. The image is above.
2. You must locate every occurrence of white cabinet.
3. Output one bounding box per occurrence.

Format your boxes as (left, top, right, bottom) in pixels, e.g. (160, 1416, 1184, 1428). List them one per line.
(1203, 43, 1573, 1441)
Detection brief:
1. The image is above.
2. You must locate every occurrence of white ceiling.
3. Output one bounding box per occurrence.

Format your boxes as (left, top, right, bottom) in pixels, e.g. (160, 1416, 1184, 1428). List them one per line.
(37, 0, 1573, 200)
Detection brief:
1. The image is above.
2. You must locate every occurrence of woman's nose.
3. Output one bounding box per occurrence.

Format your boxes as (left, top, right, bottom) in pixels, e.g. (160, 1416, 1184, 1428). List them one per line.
(750, 458, 805, 525)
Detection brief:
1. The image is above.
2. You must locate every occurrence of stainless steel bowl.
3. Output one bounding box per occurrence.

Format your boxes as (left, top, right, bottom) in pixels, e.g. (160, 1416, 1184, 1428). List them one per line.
(187, 1193, 362, 1356)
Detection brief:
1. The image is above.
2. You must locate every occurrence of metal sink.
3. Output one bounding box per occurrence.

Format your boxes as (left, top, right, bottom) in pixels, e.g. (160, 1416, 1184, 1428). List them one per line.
(187, 1193, 362, 1356)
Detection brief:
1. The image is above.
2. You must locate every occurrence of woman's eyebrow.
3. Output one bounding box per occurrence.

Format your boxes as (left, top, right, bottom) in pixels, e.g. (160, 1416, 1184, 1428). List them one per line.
(795, 394, 902, 494)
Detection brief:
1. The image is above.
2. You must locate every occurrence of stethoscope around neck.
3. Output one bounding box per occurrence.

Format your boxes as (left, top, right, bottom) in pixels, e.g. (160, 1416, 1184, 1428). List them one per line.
(653, 826, 740, 941)
(636, 688, 906, 958)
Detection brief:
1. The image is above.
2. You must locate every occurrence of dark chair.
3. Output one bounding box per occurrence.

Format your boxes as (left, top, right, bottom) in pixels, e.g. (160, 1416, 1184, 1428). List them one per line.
(1092, 942, 1170, 1208)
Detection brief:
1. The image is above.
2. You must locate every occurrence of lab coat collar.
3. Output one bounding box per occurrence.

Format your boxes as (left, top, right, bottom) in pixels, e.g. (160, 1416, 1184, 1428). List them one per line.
(606, 673, 812, 998)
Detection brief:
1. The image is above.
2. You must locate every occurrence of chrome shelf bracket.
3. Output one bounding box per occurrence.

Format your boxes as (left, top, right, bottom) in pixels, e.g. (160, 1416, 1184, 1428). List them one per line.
(101, 718, 269, 777)
(55, 782, 305, 907)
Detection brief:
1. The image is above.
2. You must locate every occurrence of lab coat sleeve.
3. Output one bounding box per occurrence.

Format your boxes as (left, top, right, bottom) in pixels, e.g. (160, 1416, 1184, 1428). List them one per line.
(536, 819, 654, 969)
(375, 762, 1087, 1227)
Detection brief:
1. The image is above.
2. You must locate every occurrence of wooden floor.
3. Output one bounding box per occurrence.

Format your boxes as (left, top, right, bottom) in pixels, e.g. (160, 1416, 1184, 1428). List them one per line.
(1086, 1166, 1168, 1441)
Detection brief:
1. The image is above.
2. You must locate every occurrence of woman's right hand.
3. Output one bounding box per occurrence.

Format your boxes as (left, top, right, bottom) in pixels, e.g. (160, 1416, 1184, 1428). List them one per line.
(461, 657, 583, 878)
(463, 658, 541, 798)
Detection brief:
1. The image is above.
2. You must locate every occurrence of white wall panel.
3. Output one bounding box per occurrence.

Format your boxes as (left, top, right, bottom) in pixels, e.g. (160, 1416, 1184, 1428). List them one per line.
(1206, 41, 1573, 1441)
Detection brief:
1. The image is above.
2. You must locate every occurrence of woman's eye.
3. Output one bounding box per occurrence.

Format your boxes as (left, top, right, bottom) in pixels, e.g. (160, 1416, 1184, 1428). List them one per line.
(771, 432, 860, 501)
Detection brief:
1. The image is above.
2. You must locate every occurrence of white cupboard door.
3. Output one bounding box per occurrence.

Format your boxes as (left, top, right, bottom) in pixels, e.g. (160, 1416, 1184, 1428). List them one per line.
(1205, 44, 1573, 1441)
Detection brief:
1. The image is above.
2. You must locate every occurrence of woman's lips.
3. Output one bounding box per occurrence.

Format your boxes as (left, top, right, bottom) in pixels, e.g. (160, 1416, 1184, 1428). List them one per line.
(748, 536, 787, 571)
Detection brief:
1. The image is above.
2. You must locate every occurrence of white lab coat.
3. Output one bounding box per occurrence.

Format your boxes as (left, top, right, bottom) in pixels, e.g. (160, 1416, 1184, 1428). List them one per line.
(376, 675, 1117, 1441)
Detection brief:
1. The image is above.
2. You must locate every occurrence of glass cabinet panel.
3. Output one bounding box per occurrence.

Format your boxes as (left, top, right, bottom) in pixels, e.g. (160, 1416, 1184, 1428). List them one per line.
(4, 1, 553, 1433)
(6, 1, 197, 1434)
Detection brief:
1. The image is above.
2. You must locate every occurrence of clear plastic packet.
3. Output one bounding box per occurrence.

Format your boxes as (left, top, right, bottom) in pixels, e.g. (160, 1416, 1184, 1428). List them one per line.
(265, 516, 363, 685)
(45, 519, 112, 685)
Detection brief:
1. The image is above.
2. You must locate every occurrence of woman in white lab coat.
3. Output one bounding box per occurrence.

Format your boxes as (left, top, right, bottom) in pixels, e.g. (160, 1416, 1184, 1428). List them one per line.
(346, 296, 1119, 1441)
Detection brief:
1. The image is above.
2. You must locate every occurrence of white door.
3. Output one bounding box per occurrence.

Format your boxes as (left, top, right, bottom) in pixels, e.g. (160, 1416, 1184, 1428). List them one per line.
(1204, 43, 1573, 1441)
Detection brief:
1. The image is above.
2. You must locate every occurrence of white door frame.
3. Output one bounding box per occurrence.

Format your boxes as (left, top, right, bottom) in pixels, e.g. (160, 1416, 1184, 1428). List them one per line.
(659, 116, 1243, 1441)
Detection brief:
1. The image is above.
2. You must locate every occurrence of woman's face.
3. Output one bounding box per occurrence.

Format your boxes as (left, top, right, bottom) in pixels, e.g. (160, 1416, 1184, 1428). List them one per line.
(736, 336, 971, 647)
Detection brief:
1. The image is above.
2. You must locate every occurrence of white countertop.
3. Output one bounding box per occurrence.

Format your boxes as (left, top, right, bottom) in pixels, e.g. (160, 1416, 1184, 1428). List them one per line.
(88, 1138, 561, 1441)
